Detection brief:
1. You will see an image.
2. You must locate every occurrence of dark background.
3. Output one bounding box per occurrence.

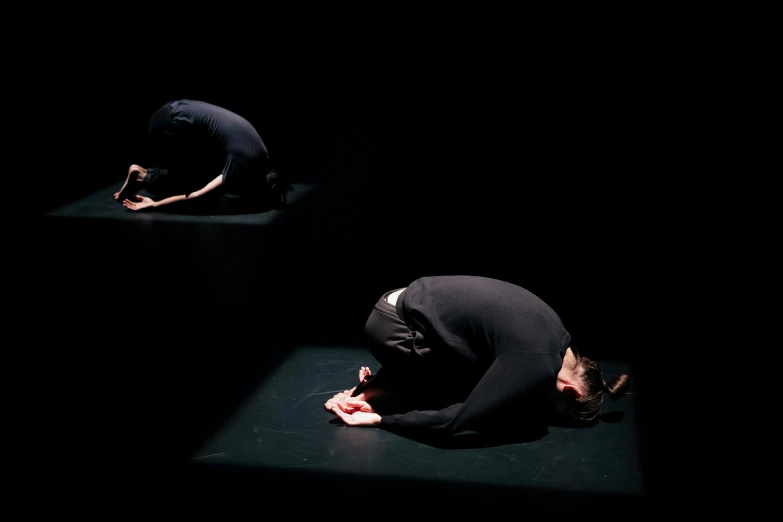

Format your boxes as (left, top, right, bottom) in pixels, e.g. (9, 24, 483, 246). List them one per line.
(17, 22, 663, 508)
(31, 40, 662, 347)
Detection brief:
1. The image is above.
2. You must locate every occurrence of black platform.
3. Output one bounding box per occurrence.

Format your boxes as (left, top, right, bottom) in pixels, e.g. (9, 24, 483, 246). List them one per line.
(28, 168, 653, 514)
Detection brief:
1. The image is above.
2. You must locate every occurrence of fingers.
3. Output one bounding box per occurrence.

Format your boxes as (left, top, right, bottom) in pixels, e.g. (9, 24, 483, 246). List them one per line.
(332, 405, 354, 425)
(325, 397, 344, 413)
(333, 400, 364, 414)
(345, 399, 373, 413)
(135, 195, 143, 200)
(325, 389, 371, 415)
(324, 392, 349, 411)
(332, 400, 350, 412)
(326, 395, 366, 415)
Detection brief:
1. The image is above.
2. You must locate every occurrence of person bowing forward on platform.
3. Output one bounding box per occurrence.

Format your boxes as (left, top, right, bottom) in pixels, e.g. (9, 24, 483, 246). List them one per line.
(325, 275, 631, 437)
(115, 99, 291, 212)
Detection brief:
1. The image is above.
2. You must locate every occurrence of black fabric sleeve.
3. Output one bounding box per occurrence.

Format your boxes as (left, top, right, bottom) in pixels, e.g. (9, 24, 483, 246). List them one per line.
(378, 351, 563, 436)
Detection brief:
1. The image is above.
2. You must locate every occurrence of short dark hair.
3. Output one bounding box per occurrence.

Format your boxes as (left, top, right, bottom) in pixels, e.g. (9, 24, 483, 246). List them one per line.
(567, 355, 632, 425)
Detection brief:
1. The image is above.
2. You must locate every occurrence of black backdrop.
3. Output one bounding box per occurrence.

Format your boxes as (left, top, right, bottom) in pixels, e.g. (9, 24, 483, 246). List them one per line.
(26, 33, 666, 355)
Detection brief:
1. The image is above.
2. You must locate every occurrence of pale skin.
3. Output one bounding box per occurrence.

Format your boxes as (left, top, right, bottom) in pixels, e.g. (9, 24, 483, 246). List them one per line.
(325, 347, 585, 428)
(324, 366, 383, 426)
(114, 164, 224, 211)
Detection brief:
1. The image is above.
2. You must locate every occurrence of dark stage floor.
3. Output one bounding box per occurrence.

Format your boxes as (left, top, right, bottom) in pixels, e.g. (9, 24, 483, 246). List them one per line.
(188, 345, 648, 508)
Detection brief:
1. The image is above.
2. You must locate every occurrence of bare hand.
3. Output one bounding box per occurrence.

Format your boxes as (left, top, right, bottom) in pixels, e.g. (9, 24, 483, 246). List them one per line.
(325, 392, 351, 412)
(123, 195, 156, 211)
(332, 401, 381, 426)
(324, 366, 375, 412)
(336, 398, 375, 414)
(326, 383, 375, 409)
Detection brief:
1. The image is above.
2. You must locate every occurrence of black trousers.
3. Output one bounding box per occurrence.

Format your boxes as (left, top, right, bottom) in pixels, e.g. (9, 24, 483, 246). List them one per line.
(357, 288, 480, 413)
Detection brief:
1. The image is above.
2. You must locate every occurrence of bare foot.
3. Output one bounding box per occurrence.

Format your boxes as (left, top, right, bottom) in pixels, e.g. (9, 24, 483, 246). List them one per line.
(115, 165, 146, 202)
(340, 366, 373, 397)
(324, 366, 376, 412)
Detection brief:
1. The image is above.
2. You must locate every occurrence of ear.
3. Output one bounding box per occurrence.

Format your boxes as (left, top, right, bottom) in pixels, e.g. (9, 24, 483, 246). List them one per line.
(563, 384, 583, 399)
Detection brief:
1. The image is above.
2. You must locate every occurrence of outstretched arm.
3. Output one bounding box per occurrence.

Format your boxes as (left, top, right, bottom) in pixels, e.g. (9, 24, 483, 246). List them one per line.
(123, 174, 224, 211)
(333, 352, 563, 436)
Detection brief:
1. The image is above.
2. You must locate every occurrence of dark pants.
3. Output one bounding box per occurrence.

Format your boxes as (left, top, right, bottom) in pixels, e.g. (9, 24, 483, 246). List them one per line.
(357, 288, 480, 413)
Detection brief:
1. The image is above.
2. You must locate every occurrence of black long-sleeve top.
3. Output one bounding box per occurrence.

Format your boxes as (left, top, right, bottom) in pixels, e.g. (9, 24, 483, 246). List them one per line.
(151, 99, 269, 195)
(380, 275, 571, 435)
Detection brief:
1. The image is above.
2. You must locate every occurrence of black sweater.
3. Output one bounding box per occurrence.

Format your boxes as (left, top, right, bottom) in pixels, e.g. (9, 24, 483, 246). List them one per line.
(165, 100, 269, 193)
(380, 275, 571, 435)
